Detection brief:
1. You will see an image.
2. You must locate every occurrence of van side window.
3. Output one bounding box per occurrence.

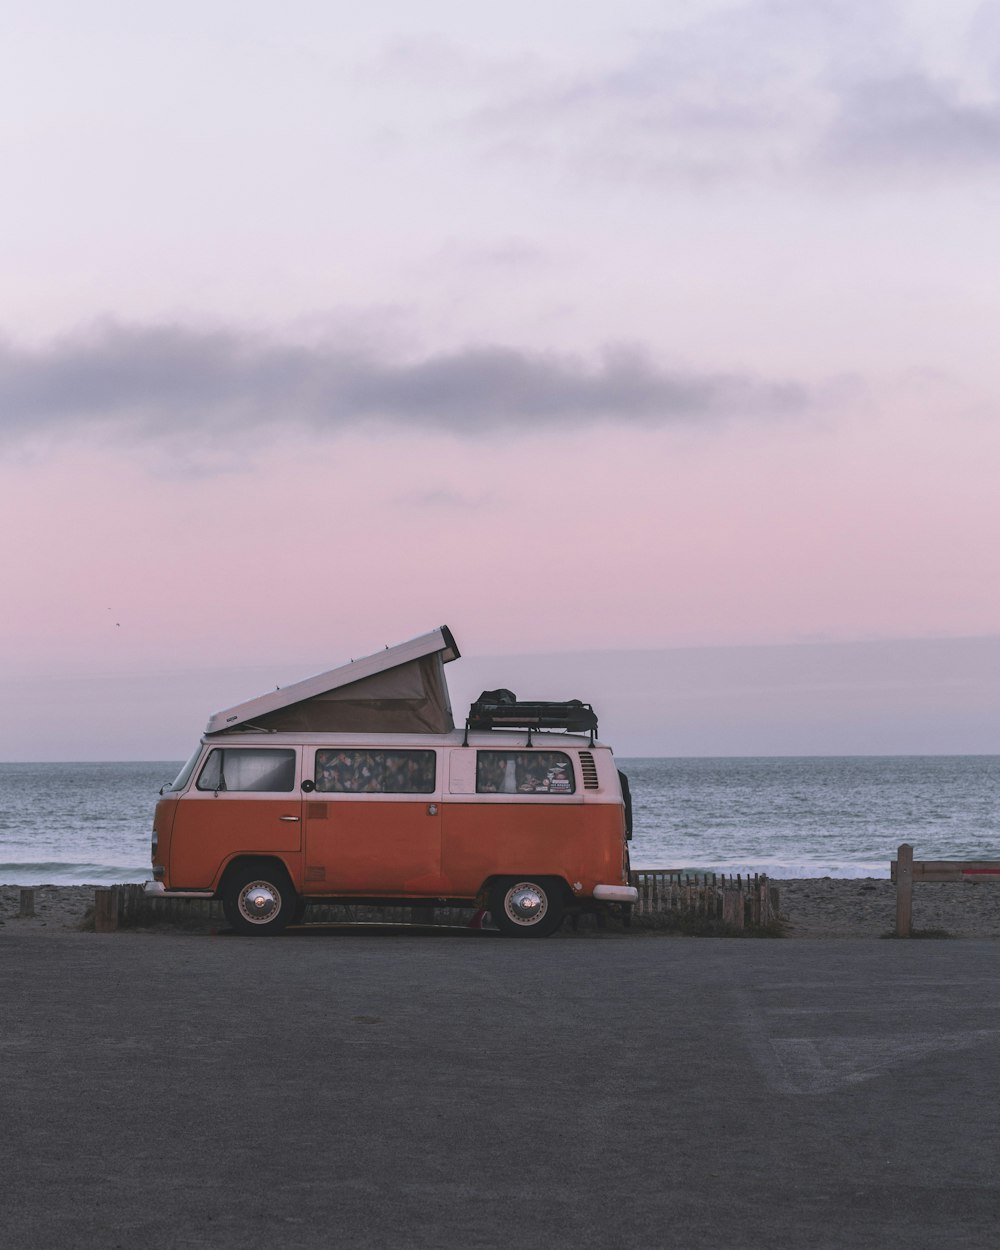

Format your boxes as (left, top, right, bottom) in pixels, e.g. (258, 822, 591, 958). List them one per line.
(315, 749, 436, 794)
(475, 751, 575, 795)
(196, 748, 296, 793)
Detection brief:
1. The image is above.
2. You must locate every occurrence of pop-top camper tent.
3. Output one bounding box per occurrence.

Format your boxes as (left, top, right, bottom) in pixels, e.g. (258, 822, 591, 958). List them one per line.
(205, 626, 461, 736)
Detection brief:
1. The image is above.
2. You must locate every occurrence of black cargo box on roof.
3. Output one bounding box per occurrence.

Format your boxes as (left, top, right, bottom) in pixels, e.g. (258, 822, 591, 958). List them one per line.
(468, 691, 598, 735)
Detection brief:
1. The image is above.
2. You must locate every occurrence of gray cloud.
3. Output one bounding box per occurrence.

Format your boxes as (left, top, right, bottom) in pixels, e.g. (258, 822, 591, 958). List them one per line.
(821, 74, 1000, 170)
(396, 488, 499, 510)
(463, 3, 1000, 185)
(0, 321, 809, 447)
(430, 238, 557, 274)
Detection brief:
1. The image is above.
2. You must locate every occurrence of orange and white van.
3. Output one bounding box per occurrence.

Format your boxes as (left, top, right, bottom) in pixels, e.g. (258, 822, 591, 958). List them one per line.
(148, 627, 637, 937)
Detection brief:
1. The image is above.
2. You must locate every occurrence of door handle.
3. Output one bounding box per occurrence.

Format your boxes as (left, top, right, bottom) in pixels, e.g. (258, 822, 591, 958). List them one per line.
(280, 815, 301, 822)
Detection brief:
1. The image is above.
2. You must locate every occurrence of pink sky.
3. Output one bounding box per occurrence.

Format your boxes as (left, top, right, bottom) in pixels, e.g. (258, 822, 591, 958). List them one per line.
(1, 1, 999, 756)
(3, 389, 996, 676)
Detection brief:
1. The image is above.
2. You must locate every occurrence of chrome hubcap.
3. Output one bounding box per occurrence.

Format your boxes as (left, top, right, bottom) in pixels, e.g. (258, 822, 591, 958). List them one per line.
(505, 883, 547, 926)
(239, 881, 280, 924)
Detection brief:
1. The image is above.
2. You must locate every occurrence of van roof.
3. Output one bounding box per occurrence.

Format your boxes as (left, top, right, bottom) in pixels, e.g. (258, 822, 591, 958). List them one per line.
(201, 728, 607, 750)
(205, 626, 460, 736)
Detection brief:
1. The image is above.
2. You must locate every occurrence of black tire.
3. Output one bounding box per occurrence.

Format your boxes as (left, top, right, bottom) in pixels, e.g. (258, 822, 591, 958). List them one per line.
(222, 862, 296, 936)
(489, 877, 564, 938)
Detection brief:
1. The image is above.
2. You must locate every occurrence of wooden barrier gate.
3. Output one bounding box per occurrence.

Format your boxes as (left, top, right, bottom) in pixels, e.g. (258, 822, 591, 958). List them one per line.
(891, 843, 1000, 937)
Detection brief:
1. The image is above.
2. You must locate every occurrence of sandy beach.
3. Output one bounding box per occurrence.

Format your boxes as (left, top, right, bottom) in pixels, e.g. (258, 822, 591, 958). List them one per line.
(775, 878, 1000, 939)
(2, 878, 999, 938)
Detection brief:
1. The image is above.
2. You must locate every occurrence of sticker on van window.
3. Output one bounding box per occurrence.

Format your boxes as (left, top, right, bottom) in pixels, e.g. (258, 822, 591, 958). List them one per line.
(475, 752, 575, 795)
(315, 749, 436, 794)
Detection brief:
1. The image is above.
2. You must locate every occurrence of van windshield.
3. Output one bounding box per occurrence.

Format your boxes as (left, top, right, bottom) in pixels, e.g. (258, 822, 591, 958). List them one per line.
(167, 748, 202, 793)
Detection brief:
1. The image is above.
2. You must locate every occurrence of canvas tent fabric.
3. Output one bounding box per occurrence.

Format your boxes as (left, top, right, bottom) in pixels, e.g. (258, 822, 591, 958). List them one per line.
(235, 653, 454, 734)
(205, 627, 460, 736)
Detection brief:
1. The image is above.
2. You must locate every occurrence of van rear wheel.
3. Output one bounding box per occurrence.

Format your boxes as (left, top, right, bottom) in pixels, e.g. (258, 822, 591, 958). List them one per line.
(223, 863, 296, 936)
(490, 878, 563, 938)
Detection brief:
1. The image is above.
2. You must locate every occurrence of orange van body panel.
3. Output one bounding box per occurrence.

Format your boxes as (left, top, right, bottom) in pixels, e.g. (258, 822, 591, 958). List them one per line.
(159, 795, 625, 899)
(153, 795, 178, 849)
(165, 795, 302, 890)
(302, 799, 443, 895)
(441, 802, 623, 896)
(152, 795, 178, 881)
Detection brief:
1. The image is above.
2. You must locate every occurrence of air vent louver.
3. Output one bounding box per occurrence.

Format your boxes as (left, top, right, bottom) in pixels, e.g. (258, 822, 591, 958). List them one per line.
(579, 751, 599, 789)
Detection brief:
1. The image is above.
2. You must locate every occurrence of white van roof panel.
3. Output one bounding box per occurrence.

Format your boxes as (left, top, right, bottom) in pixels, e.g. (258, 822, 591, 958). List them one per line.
(205, 626, 460, 736)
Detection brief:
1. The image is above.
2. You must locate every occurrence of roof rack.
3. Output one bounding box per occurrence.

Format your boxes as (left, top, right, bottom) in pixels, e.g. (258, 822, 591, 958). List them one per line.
(464, 690, 598, 747)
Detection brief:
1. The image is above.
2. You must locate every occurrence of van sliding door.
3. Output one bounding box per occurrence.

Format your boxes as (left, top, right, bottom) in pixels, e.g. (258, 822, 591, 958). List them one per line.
(301, 747, 443, 896)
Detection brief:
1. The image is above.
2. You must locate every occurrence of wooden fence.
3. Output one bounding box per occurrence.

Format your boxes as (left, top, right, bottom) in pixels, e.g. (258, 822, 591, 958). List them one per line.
(92, 873, 779, 933)
(629, 870, 778, 930)
(93, 884, 224, 932)
(93, 886, 486, 933)
(891, 843, 1000, 937)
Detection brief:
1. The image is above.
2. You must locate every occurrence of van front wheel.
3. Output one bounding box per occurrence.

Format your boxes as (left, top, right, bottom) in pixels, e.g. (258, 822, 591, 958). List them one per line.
(490, 878, 563, 938)
(223, 864, 296, 936)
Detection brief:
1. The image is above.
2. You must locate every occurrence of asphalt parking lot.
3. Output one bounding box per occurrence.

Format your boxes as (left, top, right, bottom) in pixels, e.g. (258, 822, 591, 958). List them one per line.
(3, 929, 998, 1249)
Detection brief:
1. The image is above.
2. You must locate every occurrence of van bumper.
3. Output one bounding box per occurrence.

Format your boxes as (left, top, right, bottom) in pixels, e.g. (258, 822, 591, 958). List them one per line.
(593, 884, 639, 904)
(143, 881, 215, 899)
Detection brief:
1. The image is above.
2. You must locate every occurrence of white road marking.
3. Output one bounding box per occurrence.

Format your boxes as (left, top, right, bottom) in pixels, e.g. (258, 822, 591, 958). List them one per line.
(735, 988, 1000, 1095)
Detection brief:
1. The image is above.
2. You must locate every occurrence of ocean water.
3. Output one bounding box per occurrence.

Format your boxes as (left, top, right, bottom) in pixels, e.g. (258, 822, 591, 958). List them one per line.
(0, 757, 997, 885)
(622, 755, 999, 877)
(0, 761, 176, 886)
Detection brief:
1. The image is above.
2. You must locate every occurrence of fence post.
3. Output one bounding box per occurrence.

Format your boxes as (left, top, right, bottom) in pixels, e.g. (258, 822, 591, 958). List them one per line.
(94, 888, 118, 933)
(722, 890, 744, 929)
(18, 888, 35, 918)
(895, 843, 914, 938)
